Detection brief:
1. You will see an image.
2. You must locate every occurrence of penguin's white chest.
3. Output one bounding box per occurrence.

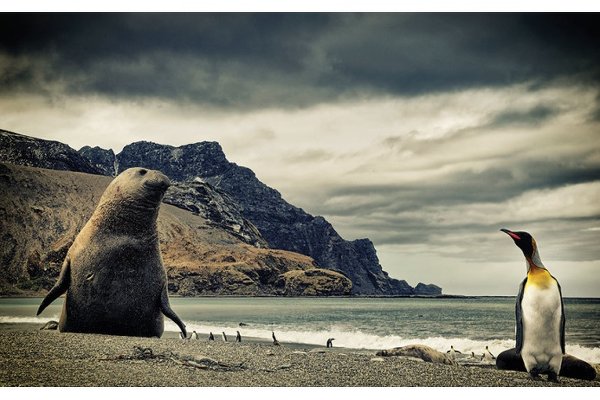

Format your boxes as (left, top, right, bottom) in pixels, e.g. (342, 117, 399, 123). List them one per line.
(521, 281, 562, 361)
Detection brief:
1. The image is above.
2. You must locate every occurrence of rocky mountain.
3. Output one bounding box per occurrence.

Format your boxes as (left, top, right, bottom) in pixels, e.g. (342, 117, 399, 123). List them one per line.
(0, 162, 352, 296)
(83, 141, 431, 295)
(414, 283, 443, 296)
(78, 146, 117, 176)
(0, 129, 442, 296)
(0, 129, 102, 175)
(164, 180, 266, 248)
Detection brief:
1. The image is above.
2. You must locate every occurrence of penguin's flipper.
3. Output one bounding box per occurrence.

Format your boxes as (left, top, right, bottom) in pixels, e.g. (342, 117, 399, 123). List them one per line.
(515, 277, 527, 354)
(37, 257, 71, 316)
(160, 284, 187, 338)
(556, 279, 566, 354)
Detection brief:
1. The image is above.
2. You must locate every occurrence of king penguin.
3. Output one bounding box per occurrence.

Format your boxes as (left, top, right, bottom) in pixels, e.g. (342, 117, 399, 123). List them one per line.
(501, 228, 565, 382)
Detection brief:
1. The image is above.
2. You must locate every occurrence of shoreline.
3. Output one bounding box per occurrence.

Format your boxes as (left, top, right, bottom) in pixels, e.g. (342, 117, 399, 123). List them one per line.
(4, 294, 600, 300)
(0, 326, 598, 387)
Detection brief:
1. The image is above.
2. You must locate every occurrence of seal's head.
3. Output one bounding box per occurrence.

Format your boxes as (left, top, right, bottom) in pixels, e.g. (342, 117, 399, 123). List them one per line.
(105, 167, 170, 205)
(93, 167, 171, 233)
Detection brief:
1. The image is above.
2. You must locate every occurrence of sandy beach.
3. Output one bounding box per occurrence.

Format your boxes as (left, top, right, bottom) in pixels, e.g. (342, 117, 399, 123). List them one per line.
(0, 325, 598, 387)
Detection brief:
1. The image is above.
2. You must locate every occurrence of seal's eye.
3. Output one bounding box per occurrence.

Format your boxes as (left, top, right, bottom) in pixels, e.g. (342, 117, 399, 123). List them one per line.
(139, 169, 147, 176)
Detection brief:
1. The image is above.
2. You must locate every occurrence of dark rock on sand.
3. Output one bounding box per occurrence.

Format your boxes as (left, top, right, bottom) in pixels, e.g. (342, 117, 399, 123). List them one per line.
(376, 344, 457, 365)
(496, 348, 597, 381)
(40, 321, 59, 330)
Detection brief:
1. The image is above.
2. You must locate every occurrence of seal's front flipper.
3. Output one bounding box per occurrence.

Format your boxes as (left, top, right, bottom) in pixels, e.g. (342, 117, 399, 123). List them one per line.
(37, 257, 71, 316)
(160, 284, 187, 338)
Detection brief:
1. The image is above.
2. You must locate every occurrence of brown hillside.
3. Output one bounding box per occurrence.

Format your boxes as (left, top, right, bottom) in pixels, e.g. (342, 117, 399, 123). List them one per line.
(0, 163, 352, 296)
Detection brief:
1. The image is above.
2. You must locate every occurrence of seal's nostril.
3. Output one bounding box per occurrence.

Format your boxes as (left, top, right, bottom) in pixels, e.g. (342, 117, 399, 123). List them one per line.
(139, 169, 147, 176)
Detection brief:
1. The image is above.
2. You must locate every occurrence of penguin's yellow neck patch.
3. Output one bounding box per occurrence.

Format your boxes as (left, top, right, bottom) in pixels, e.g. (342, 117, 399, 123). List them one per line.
(526, 263, 552, 289)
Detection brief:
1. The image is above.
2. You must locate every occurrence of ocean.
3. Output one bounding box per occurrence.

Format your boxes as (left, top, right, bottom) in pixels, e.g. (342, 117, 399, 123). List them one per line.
(1, 296, 599, 364)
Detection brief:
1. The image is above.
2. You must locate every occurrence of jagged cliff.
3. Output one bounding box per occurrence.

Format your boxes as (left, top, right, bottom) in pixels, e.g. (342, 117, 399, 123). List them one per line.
(78, 146, 117, 176)
(0, 162, 352, 296)
(85, 140, 421, 295)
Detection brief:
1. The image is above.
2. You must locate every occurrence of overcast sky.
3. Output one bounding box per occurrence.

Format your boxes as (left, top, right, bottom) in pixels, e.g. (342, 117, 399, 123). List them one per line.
(1, 13, 599, 296)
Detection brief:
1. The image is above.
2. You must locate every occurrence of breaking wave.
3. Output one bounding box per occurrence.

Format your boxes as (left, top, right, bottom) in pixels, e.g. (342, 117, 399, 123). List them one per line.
(0, 315, 60, 324)
(165, 320, 600, 364)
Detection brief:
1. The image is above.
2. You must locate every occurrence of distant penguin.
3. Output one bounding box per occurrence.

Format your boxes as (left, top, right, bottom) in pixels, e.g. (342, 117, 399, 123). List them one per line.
(483, 346, 496, 362)
(469, 351, 477, 360)
(236, 331, 242, 343)
(192, 330, 198, 340)
(239, 322, 248, 327)
(208, 332, 215, 341)
(326, 338, 335, 348)
(501, 229, 565, 382)
(446, 345, 462, 360)
(222, 332, 228, 342)
(272, 331, 280, 346)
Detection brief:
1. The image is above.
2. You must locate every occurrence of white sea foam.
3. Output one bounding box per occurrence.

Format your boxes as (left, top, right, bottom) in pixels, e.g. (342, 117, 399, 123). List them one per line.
(0, 315, 60, 324)
(3, 314, 598, 364)
(164, 320, 600, 363)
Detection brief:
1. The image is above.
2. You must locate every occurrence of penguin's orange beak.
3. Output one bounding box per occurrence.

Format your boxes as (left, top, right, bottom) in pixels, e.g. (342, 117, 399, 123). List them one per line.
(500, 228, 521, 241)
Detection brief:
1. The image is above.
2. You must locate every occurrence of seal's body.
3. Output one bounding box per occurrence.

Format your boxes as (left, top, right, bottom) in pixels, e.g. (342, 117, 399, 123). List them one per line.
(37, 168, 186, 338)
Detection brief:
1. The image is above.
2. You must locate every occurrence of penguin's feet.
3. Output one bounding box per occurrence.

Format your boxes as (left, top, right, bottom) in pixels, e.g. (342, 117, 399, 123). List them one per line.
(528, 370, 542, 381)
(547, 372, 559, 383)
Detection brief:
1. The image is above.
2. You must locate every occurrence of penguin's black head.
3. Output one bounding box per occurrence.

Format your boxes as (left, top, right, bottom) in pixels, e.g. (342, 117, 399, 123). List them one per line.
(500, 228, 535, 258)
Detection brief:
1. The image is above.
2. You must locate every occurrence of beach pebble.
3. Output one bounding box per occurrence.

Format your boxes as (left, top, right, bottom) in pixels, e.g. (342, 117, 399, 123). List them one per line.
(1, 330, 598, 387)
(400, 356, 425, 363)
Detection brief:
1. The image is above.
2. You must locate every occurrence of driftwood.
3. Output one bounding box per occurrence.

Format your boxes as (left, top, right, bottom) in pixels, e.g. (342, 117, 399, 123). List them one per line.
(104, 346, 246, 372)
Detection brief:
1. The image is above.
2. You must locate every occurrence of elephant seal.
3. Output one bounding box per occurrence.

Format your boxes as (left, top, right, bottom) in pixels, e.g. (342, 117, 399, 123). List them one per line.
(376, 344, 456, 365)
(497, 348, 596, 381)
(36, 167, 186, 338)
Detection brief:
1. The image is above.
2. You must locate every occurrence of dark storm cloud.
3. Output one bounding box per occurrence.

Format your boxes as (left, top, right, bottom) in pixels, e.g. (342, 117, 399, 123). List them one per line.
(590, 92, 600, 122)
(1, 13, 599, 107)
(487, 105, 559, 128)
(316, 158, 600, 218)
